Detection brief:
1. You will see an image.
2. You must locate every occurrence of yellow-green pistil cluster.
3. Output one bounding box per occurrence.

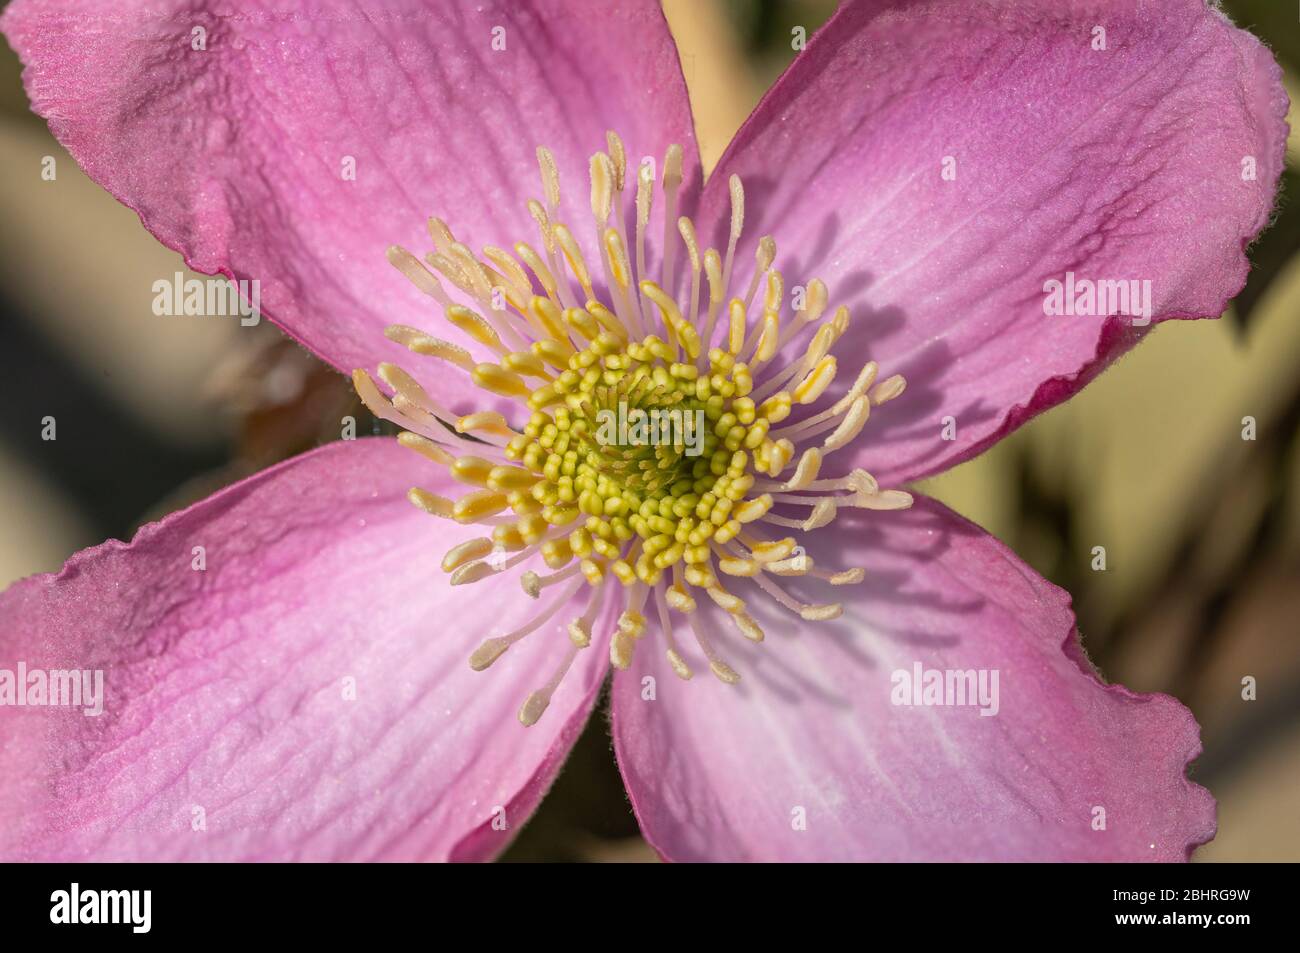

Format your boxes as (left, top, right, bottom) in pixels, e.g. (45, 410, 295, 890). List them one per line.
(511, 336, 778, 592)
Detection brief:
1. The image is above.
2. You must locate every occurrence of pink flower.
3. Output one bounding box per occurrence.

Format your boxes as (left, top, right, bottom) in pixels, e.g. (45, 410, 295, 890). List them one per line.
(0, 0, 1286, 862)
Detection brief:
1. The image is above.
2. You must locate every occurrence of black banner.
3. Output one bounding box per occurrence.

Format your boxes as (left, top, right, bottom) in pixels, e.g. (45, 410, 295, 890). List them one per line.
(0, 862, 1286, 939)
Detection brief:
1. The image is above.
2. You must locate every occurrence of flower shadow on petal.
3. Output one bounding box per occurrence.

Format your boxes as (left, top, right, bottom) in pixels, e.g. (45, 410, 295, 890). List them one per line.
(696, 504, 987, 711)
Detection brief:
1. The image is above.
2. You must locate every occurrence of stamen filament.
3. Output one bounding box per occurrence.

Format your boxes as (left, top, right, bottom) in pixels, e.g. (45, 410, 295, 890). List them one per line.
(470, 578, 584, 671)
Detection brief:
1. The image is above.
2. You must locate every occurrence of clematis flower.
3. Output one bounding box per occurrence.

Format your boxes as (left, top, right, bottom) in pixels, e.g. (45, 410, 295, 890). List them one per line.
(0, 0, 1287, 862)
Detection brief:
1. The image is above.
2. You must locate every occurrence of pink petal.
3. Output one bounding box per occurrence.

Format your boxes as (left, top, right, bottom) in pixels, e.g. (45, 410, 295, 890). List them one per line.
(698, 0, 1287, 484)
(0, 438, 608, 861)
(0, 0, 698, 413)
(611, 496, 1214, 861)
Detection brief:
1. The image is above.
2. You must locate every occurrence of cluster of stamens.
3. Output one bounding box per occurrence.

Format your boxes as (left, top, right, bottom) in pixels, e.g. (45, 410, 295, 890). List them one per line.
(354, 132, 911, 725)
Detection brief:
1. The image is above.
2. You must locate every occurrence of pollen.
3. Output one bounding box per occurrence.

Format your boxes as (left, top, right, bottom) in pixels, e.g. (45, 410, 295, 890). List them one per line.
(355, 133, 912, 725)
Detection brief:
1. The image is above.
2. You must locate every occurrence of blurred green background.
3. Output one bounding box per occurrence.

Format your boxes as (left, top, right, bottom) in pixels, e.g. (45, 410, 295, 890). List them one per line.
(1, 0, 1296, 861)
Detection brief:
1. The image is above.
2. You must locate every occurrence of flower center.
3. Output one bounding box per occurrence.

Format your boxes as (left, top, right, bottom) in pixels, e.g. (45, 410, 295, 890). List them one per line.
(354, 131, 911, 725)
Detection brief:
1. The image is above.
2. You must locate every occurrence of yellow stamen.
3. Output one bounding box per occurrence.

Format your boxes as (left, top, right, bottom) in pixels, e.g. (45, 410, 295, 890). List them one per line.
(355, 131, 913, 725)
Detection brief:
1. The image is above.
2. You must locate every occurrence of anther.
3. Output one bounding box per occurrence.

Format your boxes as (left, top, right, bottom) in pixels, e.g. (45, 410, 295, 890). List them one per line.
(387, 245, 452, 304)
(519, 644, 580, 727)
